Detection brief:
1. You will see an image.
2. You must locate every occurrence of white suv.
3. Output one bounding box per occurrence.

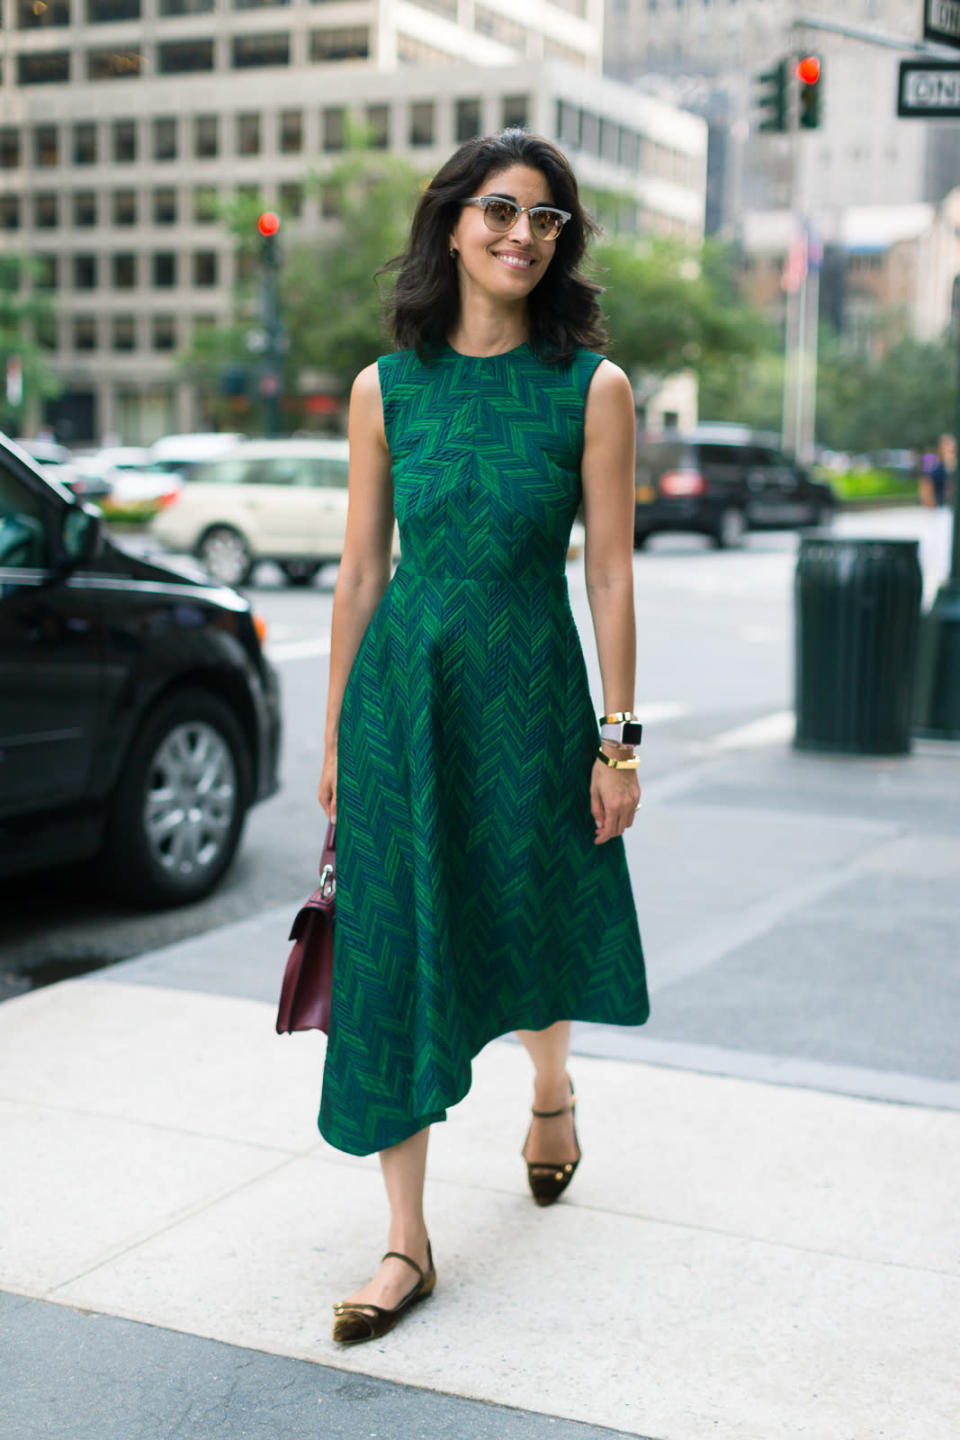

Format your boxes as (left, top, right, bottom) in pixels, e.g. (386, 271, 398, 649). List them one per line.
(151, 437, 390, 587)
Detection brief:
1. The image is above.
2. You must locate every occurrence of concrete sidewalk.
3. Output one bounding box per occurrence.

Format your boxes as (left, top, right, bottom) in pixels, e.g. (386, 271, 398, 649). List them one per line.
(2, 730, 959, 1440)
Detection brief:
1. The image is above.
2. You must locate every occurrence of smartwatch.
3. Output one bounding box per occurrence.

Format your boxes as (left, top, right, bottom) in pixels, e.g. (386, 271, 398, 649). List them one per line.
(598, 712, 643, 747)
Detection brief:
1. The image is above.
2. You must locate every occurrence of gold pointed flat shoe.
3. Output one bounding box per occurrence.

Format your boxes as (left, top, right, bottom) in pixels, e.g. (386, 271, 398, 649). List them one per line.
(522, 1078, 581, 1207)
(332, 1243, 436, 1345)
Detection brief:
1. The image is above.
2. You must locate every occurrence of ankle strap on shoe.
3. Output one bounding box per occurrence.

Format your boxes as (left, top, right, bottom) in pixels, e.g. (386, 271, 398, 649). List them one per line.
(381, 1247, 429, 1280)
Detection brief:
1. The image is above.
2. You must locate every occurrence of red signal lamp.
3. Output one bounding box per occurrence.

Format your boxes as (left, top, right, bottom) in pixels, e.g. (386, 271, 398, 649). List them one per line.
(797, 56, 821, 85)
(257, 211, 281, 237)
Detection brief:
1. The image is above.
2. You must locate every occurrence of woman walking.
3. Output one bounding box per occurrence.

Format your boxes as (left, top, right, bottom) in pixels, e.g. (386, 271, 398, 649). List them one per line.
(317, 129, 649, 1344)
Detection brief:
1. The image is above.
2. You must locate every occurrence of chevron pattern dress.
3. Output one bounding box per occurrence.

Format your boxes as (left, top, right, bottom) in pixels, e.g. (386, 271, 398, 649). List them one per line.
(318, 342, 648, 1156)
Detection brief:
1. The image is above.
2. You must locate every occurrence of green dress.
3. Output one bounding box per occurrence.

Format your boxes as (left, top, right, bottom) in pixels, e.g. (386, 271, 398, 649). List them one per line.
(319, 343, 648, 1157)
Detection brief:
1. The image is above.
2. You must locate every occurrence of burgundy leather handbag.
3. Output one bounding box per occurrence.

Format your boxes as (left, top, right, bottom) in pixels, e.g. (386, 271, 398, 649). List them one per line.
(276, 822, 336, 1034)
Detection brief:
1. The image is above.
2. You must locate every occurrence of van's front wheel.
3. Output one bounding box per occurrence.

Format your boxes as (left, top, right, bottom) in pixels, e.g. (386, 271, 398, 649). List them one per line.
(197, 526, 253, 587)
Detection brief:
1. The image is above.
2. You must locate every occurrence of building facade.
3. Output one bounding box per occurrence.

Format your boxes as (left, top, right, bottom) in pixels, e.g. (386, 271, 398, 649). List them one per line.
(604, 0, 959, 230)
(0, 0, 707, 442)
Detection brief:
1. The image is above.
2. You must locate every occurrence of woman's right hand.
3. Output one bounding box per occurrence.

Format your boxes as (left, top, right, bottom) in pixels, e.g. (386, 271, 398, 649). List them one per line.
(318, 749, 337, 821)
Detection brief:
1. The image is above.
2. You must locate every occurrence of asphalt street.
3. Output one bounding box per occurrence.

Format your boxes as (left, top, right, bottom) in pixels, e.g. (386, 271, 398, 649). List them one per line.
(0, 506, 951, 1016)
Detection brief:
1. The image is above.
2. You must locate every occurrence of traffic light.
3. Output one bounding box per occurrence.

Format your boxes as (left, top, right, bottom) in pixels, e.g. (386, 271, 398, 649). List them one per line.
(257, 210, 281, 265)
(755, 58, 789, 133)
(798, 55, 823, 129)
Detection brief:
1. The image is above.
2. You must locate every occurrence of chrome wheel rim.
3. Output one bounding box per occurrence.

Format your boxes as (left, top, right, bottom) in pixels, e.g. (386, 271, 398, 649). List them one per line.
(143, 722, 237, 879)
(200, 529, 249, 586)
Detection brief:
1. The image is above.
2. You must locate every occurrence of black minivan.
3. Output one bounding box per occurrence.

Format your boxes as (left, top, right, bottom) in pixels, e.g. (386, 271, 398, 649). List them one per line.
(0, 434, 281, 907)
(634, 426, 836, 549)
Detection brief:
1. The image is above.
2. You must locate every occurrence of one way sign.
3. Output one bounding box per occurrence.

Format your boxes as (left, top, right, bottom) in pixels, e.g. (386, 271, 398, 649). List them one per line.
(925, 0, 960, 49)
(898, 59, 960, 116)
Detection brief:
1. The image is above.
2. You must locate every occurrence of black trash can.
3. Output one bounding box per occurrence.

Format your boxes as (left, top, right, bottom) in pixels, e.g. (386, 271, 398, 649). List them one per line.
(794, 536, 922, 755)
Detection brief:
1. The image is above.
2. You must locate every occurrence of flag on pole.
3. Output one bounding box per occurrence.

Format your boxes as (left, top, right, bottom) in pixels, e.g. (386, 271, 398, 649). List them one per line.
(782, 229, 808, 294)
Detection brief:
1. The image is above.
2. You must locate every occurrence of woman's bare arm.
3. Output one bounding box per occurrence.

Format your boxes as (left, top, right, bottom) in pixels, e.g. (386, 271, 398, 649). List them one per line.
(580, 359, 641, 843)
(318, 363, 395, 818)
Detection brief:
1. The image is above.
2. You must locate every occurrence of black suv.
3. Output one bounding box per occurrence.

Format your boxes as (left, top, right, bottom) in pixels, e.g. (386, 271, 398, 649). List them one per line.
(634, 426, 835, 549)
(0, 434, 281, 907)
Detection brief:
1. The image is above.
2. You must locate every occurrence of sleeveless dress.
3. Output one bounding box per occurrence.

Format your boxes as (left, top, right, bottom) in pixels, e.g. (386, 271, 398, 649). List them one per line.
(318, 343, 648, 1157)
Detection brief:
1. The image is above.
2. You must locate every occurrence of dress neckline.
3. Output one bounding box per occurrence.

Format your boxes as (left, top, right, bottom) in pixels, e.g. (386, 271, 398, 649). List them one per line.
(443, 340, 529, 361)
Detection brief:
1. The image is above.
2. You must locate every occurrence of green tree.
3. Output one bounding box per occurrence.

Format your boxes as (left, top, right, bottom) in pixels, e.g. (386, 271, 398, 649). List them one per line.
(594, 236, 772, 407)
(0, 256, 62, 434)
(281, 149, 420, 399)
(816, 334, 957, 453)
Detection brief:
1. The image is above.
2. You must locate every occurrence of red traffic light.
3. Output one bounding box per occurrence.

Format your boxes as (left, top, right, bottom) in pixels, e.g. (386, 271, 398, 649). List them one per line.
(797, 55, 821, 85)
(257, 211, 281, 237)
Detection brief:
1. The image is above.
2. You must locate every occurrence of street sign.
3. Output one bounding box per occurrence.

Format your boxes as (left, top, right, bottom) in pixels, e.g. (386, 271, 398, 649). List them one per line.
(924, 0, 960, 50)
(898, 59, 960, 115)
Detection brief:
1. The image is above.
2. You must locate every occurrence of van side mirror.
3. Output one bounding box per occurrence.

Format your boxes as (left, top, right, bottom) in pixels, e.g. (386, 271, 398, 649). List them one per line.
(60, 504, 101, 571)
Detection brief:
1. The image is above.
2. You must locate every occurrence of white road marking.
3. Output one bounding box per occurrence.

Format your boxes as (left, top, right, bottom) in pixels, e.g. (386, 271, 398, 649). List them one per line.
(706, 710, 795, 752)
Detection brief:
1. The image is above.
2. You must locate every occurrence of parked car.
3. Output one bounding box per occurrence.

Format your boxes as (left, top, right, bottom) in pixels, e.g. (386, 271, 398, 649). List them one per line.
(15, 437, 72, 470)
(0, 433, 281, 907)
(634, 426, 836, 549)
(151, 437, 396, 587)
(147, 432, 244, 476)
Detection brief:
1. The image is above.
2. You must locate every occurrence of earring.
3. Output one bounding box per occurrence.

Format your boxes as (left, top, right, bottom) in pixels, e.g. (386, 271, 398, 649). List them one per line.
(449, 247, 457, 258)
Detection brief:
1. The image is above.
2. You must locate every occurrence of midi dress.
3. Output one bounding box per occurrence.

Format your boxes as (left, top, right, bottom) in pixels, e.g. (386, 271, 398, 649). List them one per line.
(319, 342, 649, 1157)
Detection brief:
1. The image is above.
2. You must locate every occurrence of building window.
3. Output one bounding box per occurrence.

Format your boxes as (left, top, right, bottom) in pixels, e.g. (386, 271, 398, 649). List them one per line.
(580, 111, 600, 156)
(556, 100, 580, 148)
(33, 194, 59, 229)
(35, 256, 58, 289)
(158, 40, 215, 73)
(194, 115, 219, 159)
(236, 113, 261, 156)
(0, 129, 21, 169)
(86, 0, 140, 17)
(193, 185, 218, 222)
(112, 316, 137, 351)
(279, 110, 303, 153)
(397, 33, 455, 64)
(310, 26, 370, 61)
(18, 52, 71, 84)
(159, 0, 212, 11)
(112, 190, 137, 225)
(409, 101, 435, 147)
(73, 192, 98, 227)
(235, 184, 259, 206)
(112, 119, 137, 163)
(322, 107, 345, 152)
(232, 33, 290, 67)
(153, 118, 178, 161)
(193, 252, 218, 286)
(152, 315, 178, 351)
(17, 0, 71, 26)
(600, 119, 619, 164)
(1, 196, 22, 229)
(364, 104, 389, 149)
(34, 125, 59, 166)
(152, 253, 177, 287)
(87, 49, 144, 79)
(36, 312, 59, 350)
(279, 181, 303, 217)
(618, 127, 638, 170)
(73, 123, 98, 166)
(153, 188, 178, 225)
(73, 254, 97, 289)
(502, 94, 529, 129)
(455, 98, 482, 143)
(73, 317, 98, 351)
(113, 253, 137, 288)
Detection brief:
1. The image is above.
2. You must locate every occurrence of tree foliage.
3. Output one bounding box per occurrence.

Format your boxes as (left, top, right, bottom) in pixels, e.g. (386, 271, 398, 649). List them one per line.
(0, 256, 62, 434)
(593, 237, 772, 401)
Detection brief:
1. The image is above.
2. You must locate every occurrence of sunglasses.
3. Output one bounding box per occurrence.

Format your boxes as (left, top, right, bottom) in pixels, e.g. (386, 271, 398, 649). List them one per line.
(463, 195, 571, 242)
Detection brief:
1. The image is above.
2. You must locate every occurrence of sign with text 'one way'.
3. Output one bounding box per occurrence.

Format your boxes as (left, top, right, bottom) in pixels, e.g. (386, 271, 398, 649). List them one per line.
(925, 0, 960, 50)
(898, 59, 960, 116)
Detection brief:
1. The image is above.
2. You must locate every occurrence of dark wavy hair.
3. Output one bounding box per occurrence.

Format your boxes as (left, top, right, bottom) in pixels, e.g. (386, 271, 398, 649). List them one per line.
(385, 130, 606, 365)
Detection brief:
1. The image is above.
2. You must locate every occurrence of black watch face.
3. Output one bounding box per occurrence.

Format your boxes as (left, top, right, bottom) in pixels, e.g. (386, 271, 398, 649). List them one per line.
(622, 721, 643, 745)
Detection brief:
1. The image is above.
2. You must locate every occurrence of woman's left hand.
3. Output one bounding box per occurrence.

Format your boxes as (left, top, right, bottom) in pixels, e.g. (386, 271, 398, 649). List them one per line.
(590, 760, 641, 844)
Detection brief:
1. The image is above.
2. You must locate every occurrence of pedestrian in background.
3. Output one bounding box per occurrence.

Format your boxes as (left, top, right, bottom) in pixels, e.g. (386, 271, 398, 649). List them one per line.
(315, 129, 649, 1344)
